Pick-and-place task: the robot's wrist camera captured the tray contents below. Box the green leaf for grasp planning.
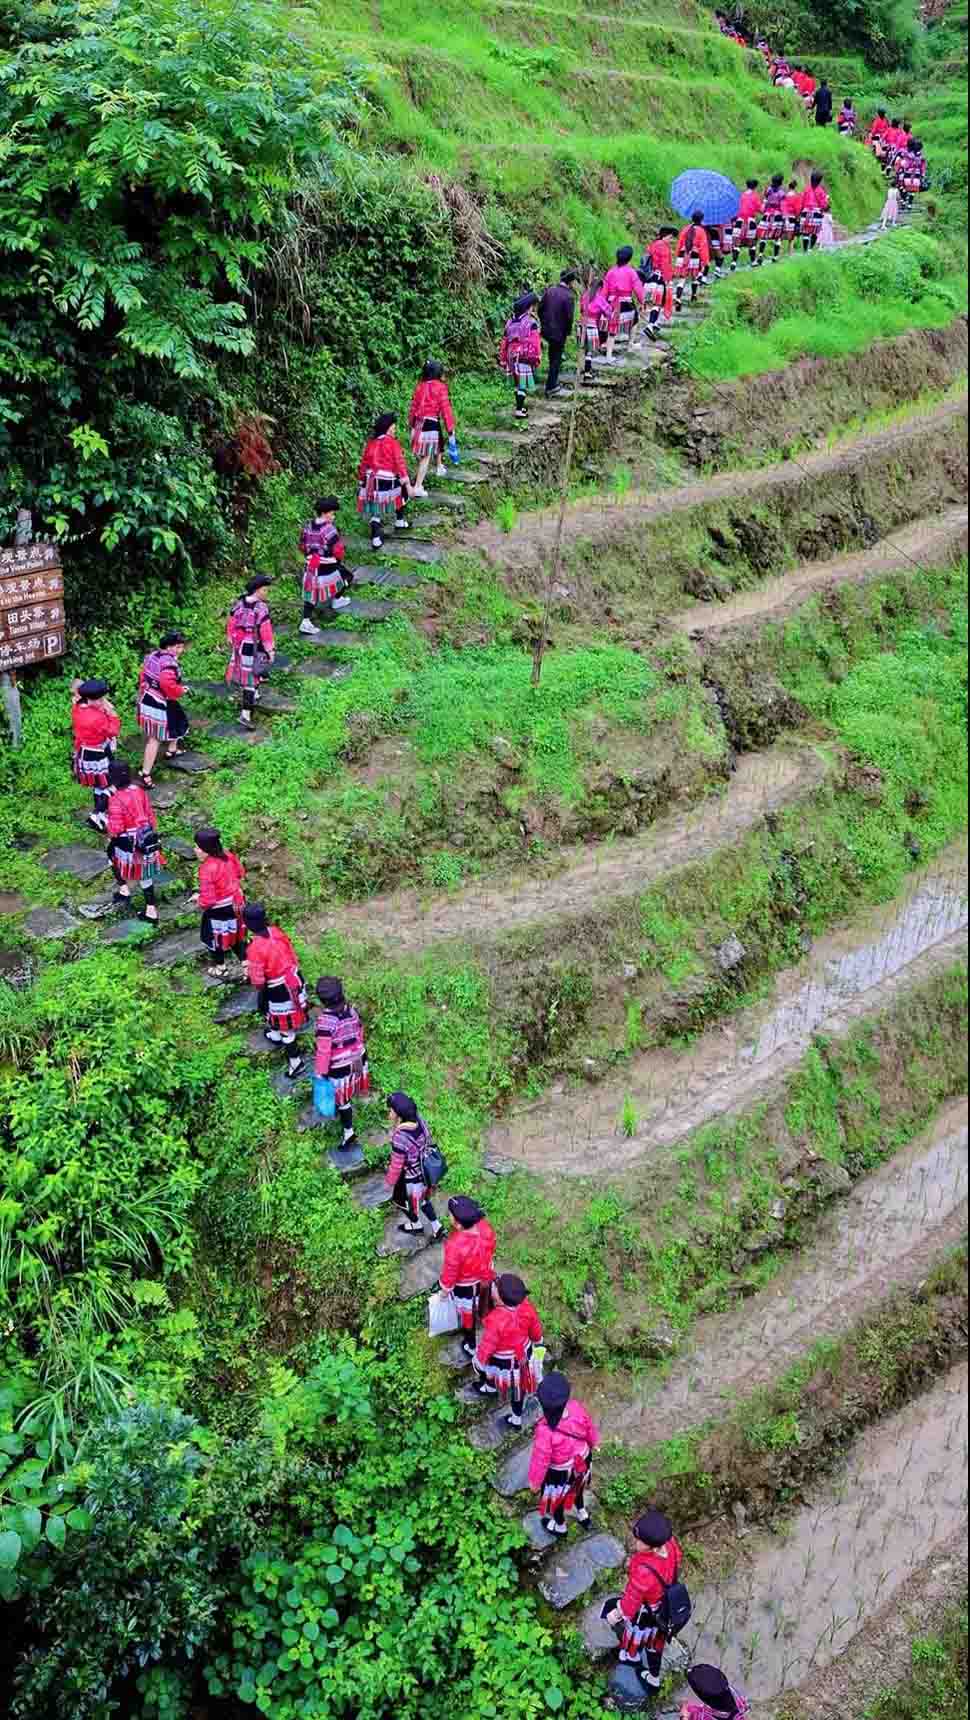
[66,1507,94,1531]
[546,1690,564,1712]
[45,1514,66,1550]
[0,1530,22,1571]
[324,1565,344,1585]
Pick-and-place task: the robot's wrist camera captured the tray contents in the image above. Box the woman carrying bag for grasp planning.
[383,1091,444,1240]
[312,978,370,1150]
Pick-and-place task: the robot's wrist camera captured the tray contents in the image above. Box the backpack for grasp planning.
[652,1568,692,1638]
[421,1139,448,1187]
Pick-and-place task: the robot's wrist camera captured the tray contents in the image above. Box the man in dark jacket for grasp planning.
[538,270,579,396]
[812,80,833,125]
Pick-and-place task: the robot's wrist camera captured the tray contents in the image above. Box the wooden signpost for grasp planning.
[0,535,66,748]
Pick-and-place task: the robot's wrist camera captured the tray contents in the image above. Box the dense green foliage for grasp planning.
[750,0,918,69]
[865,1606,969,1720]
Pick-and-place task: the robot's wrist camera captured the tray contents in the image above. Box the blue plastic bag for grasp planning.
[313,1075,336,1119]
[447,434,460,466]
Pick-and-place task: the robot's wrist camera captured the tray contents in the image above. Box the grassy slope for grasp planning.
[297,0,887,269]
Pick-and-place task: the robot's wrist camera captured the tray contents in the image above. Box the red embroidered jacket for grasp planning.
[246,926,301,987]
[619,1537,684,1624]
[72,704,120,749]
[107,785,156,838]
[439,1218,497,1291]
[198,852,245,910]
[409,379,455,433]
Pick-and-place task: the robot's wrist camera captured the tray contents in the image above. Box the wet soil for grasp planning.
[757,1522,968,1719]
[569,1099,968,1445]
[683,1361,969,1699]
[667,506,969,638]
[467,401,968,575]
[308,742,826,954]
[487,843,968,1175]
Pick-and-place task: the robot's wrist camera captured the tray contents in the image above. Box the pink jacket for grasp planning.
[602,264,645,307]
[580,288,611,324]
[527,1400,600,1489]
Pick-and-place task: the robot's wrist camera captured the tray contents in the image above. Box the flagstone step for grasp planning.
[147,783,181,811]
[344,599,396,621]
[207,722,271,744]
[421,491,467,508]
[167,750,218,775]
[99,917,157,946]
[255,690,299,714]
[519,1500,601,1555]
[459,448,513,466]
[40,843,110,884]
[464,428,532,443]
[270,1065,311,1099]
[287,628,365,649]
[399,1240,445,1299]
[214,984,260,1022]
[468,1395,542,1452]
[539,1532,626,1611]
[435,467,492,485]
[380,540,443,565]
[492,1438,533,1496]
[292,657,355,680]
[142,926,209,968]
[349,1170,392,1208]
[328,1141,367,1175]
[378,1212,441,1257]
[23,906,81,940]
[351,566,423,588]
[437,1334,473,1370]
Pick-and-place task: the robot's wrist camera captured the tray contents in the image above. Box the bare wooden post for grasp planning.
[0,509,32,748]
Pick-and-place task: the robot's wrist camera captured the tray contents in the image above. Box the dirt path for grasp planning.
[306,741,826,953]
[466,401,967,569]
[584,1363,969,1698]
[487,843,968,1175]
[668,505,969,637]
[569,1099,968,1445]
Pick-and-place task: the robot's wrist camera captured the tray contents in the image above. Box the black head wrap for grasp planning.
[447,1195,483,1228]
[536,1371,570,1428]
[108,759,132,789]
[316,976,346,1009]
[315,496,339,514]
[159,629,187,648]
[387,1090,418,1123]
[422,359,444,380]
[496,1273,527,1307]
[372,411,396,437]
[512,292,538,316]
[77,678,108,700]
[243,903,269,935]
[686,1667,737,1716]
[245,575,272,595]
[616,244,634,265]
[633,1509,673,1547]
[193,827,224,858]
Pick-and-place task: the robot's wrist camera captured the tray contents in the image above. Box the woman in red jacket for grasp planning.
[408,361,456,498]
[472,1273,543,1430]
[357,412,412,551]
[242,904,308,1079]
[604,1509,684,1690]
[527,1371,600,1536]
[674,212,710,309]
[71,678,120,831]
[191,827,247,978]
[438,1195,497,1354]
[105,760,164,923]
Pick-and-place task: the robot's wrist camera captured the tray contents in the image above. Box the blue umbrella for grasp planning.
[669,169,741,224]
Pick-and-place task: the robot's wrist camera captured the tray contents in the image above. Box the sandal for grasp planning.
[284,1059,306,1080]
[165,745,187,760]
[138,909,159,925]
[207,965,227,979]
[138,771,155,789]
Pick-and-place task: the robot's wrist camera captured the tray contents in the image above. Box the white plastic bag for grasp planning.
[428,1289,460,1337]
[531,1344,546,1386]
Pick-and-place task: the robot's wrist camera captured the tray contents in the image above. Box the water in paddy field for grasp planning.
[576,1100,968,1445]
[686,1362,969,1699]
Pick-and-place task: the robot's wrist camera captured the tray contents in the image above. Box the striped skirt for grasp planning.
[73,742,114,788]
[226,640,271,690]
[263,972,309,1033]
[329,1055,370,1107]
[581,318,605,355]
[619,1607,666,1659]
[358,469,405,520]
[109,828,164,885]
[411,415,441,456]
[478,1348,535,1401]
[538,1452,590,1517]
[200,901,245,953]
[510,359,536,390]
[302,557,344,605]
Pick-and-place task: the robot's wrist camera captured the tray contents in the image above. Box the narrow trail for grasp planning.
[304,742,825,953]
[568,1098,968,1446]
[583,1361,969,1698]
[467,400,968,569]
[668,505,969,637]
[486,843,968,1175]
